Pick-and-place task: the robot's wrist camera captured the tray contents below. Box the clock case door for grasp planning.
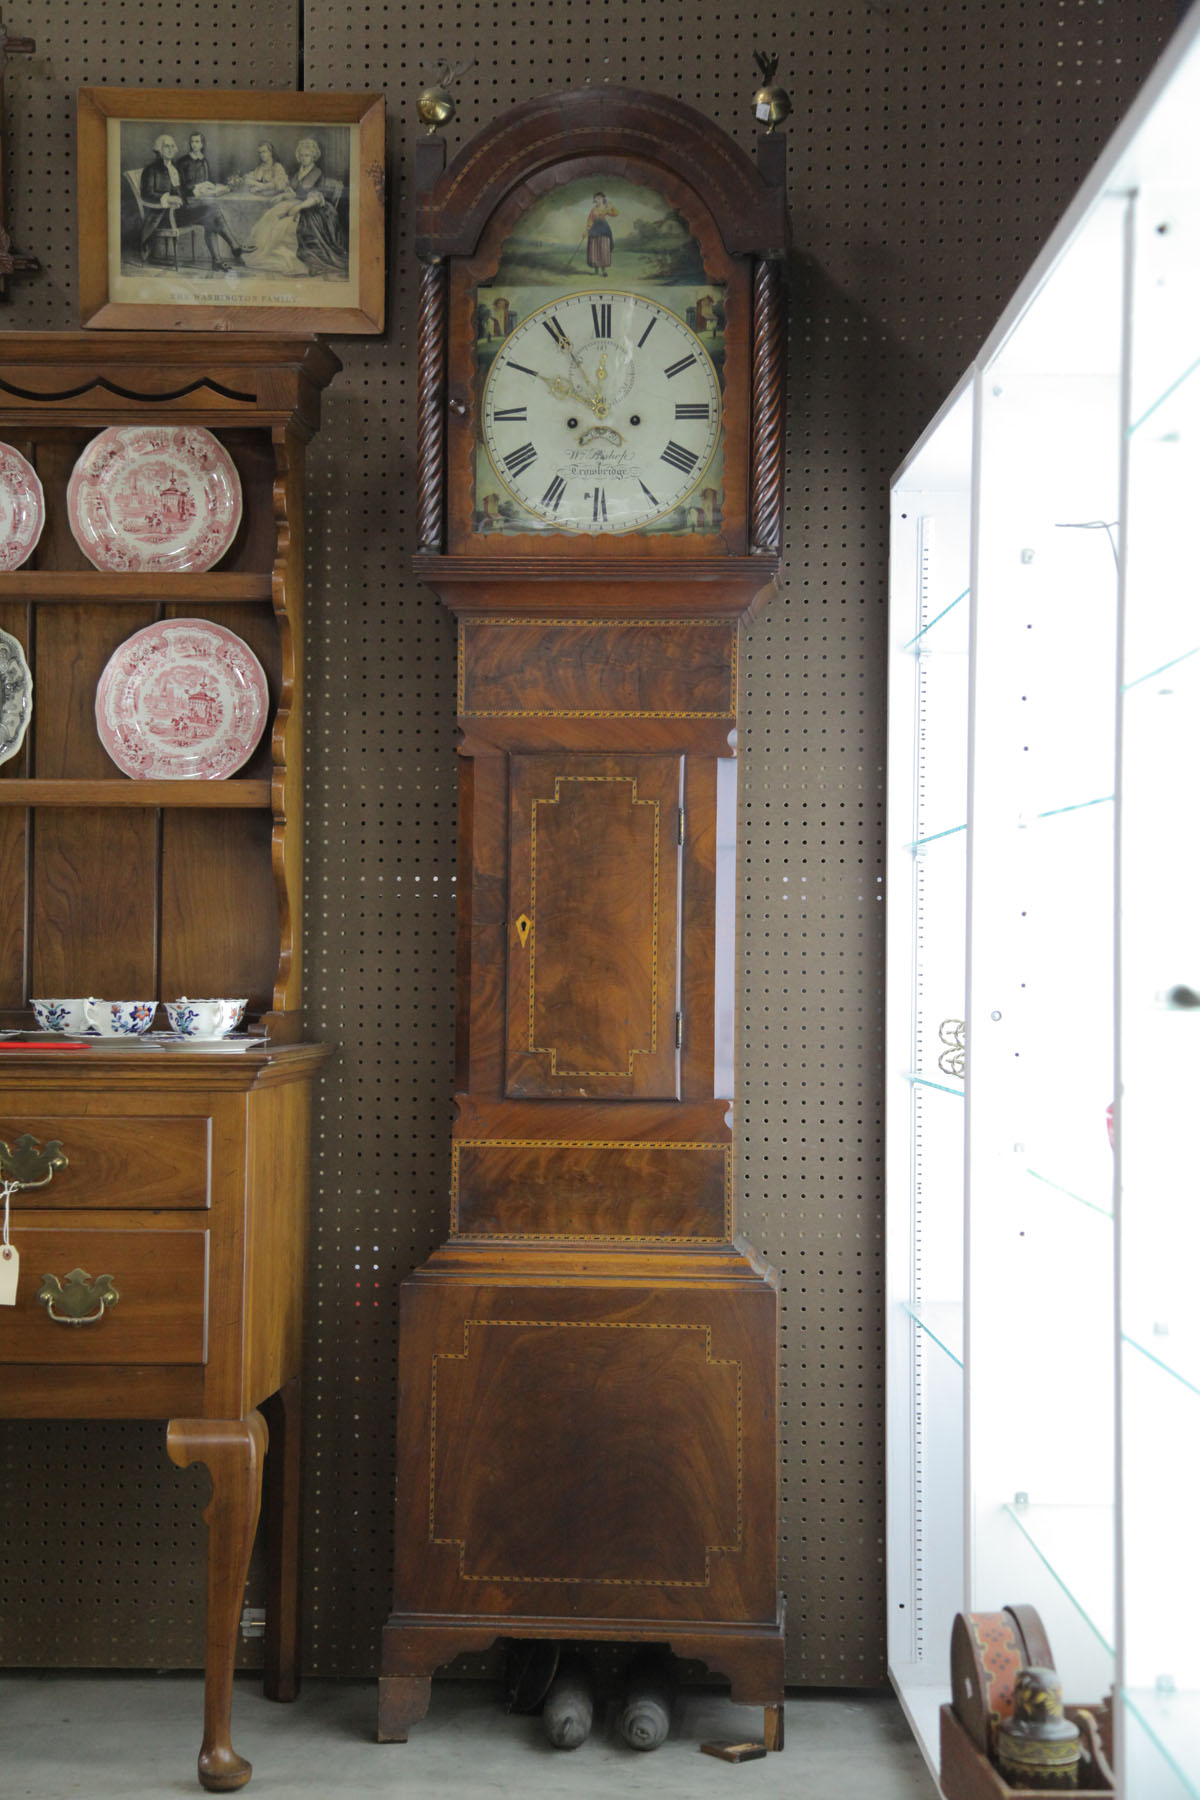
[383,88,789,1740]
[505,751,683,1101]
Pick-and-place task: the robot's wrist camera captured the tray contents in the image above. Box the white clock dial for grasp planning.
[480,289,722,534]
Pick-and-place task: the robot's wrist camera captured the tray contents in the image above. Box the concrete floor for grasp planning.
[3,1672,940,1798]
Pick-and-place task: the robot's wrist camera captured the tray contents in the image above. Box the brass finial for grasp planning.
[752,51,791,134]
[418,59,475,135]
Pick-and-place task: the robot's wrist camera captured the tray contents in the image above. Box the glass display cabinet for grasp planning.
[887,10,1200,1794]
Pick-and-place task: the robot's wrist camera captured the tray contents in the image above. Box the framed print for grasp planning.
[77,87,385,333]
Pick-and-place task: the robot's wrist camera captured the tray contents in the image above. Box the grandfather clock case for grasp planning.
[380,88,789,1741]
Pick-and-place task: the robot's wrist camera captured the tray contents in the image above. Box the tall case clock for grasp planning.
[380,86,789,1744]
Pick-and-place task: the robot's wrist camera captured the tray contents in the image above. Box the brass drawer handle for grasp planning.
[0,1133,68,1188]
[37,1267,120,1325]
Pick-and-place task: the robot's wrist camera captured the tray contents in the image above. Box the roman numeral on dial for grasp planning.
[541,475,566,512]
[637,317,657,348]
[638,479,659,508]
[592,487,608,523]
[660,440,699,474]
[664,354,697,379]
[504,442,538,476]
[493,406,527,421]
[543,316,569,346]
[674,402,710,420]
[591,302,611,338]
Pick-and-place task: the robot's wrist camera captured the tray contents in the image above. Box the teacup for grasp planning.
[83,998,158,1037]
[166,997,247,1040]
[32,998,99,1035]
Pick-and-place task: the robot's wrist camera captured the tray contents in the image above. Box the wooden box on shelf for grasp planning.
[0,332,339,1794]
[940,1705,1114,1800]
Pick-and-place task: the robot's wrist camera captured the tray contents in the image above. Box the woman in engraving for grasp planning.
[585,191,618,277]
[238,139,290,193]
[243,138,349,278]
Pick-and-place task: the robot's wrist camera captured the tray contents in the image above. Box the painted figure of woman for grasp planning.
[586,192,618,276]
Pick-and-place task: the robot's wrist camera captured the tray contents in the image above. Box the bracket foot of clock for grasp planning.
[377,1611,786,1745]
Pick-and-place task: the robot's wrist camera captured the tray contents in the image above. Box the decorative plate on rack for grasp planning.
[0,442,45,572]
[0,627,33,766]
[67,426,242,573]
[95,618,268,780]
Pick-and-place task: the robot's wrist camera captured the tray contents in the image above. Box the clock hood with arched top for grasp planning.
[416,86,789,263]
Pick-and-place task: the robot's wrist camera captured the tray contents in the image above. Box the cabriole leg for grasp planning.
[168,1411,268,1792]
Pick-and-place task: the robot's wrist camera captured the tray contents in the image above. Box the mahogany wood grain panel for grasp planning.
[451,1097,731,1239]
[161,809,278,1010]
[434,1318,740,1585]
[459,618,736,721]
[0,1362,205,1420]
[456,751,509,1097]
[458,714,735,757]
[391,1262,779,1624]
[453,1139,729,1240]
[0,1224,208,1364]
[505,752,682,1100]
[681,755,719,1102]
[31,808,158,996]
[0,1111,210,1210]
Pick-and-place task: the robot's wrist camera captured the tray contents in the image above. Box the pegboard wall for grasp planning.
[0,0,1176,1686]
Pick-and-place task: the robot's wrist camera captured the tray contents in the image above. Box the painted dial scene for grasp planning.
[481,289,721,533]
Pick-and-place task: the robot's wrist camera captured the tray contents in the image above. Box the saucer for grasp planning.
[67,426,242,573]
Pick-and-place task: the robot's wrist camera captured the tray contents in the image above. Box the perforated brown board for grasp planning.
[0,0,1175,1684]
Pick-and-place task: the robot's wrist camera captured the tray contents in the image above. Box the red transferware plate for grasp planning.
[95,618,268,781]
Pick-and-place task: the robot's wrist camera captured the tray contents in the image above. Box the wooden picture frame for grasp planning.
[77,87,385,333]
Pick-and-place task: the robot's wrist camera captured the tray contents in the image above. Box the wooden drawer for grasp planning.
[0,1113,211,1210]
[0,1226,208,1364]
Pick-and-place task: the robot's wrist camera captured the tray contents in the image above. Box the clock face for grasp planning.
[480,289,721,535]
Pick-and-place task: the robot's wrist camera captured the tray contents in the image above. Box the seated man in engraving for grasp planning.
[139,132,245,273]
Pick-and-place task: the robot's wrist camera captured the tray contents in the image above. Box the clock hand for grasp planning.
[534,368,609,417]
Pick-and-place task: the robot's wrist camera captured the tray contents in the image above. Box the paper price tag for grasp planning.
[755,100,771,120]
[0,1243,18,1306]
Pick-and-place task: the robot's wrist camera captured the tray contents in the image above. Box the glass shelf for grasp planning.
[1123,1329,1200,1401]
[902,1071,965,1098]
[906,822,966,853]
[1029,794,1114,824]
[903,584,971,651]
[1025,1166,1114,1221]
[1125,643,1200,696]
[903,1300,963,1367]
[1002,1502,1115,1654]
[1128,348,1200,440]
[1123,1686,1200,1800]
